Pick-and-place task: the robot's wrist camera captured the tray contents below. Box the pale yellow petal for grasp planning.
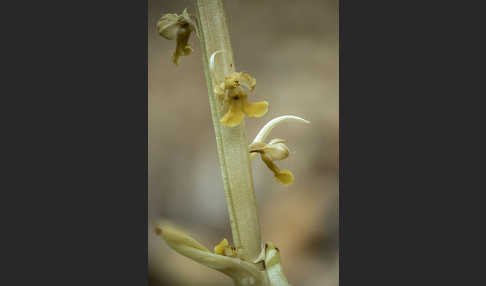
[275,170,294,186]
[214,238,229,255]
[220,102,244,127]
[242,100,268,118]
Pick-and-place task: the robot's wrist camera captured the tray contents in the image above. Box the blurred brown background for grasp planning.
[148,0,338,285]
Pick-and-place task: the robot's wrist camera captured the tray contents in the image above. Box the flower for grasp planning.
[209,51,268,127]
[249,139,294,185]
[249,115,310,186]
[214,238,237,257]
[215,71,268,127]
[157,8,195,65]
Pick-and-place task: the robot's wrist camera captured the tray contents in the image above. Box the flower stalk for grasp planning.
[195,0,262,262]
[154,2,309,285]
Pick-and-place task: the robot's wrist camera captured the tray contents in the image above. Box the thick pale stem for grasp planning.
[195,0,262,261]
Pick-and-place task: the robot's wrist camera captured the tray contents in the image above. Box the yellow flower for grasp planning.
[157,8,195,65]
[249,139,294,186]
[213,238,237,257]
[215,72,268,127]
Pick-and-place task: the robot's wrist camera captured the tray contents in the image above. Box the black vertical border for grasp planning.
[2,0,148,285]
[339,0,459,284]
[339,0,343,285]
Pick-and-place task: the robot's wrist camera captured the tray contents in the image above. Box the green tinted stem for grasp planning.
[194,0,262,262]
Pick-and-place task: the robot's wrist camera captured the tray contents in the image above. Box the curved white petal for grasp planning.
[252,115,310,144]
[209,50,224,79]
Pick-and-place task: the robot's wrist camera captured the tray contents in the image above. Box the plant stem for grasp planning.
[195,0,262,262]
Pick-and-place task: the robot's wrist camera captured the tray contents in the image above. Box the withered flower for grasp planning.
[157,9,195,65]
